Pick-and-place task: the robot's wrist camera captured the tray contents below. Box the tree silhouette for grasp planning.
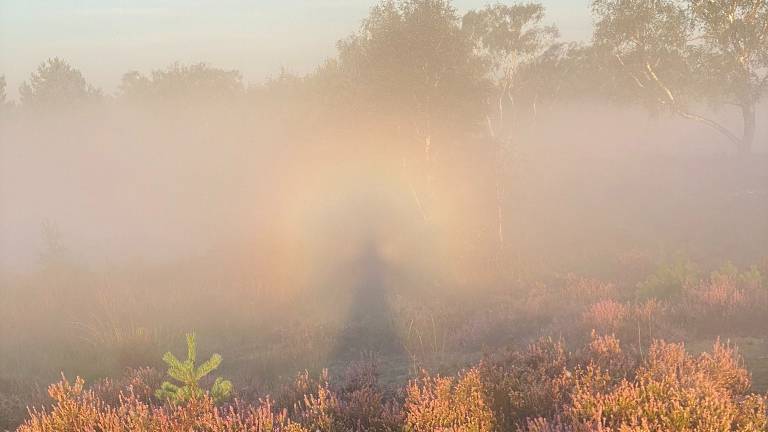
[19,58,100,108]
[0,75,6,105]
[463,2,557,253]
[337,0,490,151]
[690,0,768,153]
[119,62,244,103]
[463,3,558,138]
[593,0,768,153]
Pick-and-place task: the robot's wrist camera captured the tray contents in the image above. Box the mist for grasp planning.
[1,1,767,431]
[2,101,765,272]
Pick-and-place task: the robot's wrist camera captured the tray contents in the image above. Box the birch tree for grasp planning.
[593,0,767,153]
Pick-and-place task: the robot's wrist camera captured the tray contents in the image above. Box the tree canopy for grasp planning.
[4,0,764,152]
[592,0,768,152]
[120,63,244,103]
[336,0,491,143]
[19,57,101,108]
[463,3,559,137]
[0,75,6,105]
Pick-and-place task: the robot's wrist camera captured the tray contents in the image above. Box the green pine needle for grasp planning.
[155,331,233,404]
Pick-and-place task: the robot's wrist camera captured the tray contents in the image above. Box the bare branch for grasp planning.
[676,110,742,146]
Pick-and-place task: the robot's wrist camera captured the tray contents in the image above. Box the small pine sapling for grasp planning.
[155,332,233,404]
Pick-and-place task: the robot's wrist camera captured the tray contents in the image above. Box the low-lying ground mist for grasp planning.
[1,0,767,430]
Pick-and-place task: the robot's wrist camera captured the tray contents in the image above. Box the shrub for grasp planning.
[155,332,233,404]
[631,298,672,347]
[563,277,615,304]
[18,375,308,432]
[291,365,402,432]
[0,378,47,431]
[404,368,494,432]
[583,299,628,335]
[580,331,634,382]
[568,340,767,431]
[478,337,571,430]
[636,257,698,300]
[522,417,577,432]
[91,367,163,406]
[679,263,767,335]
[15,336,768,432]
[294,374,341,432]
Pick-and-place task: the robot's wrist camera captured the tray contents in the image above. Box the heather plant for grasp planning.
[91,367,164,406]
[10,258,768,431]
[14,334,768,432]
[334,384,402,432]
[582,299,628,335]
[568,340,768,431]
[404,368,494,432]
[277,369,324,415]
[679,263,767,335]
[563,277,615,304]
[155,332,233,404]
[579,331,635,383]
[290,364,402,432]
[0,378,47,431]
[687,274,747,317]
[631,298,669,345]
[713,263,765,307]
[19,375,309,432]
[294,374,341,432]
[522,416,577,432]
[478,337,572,430]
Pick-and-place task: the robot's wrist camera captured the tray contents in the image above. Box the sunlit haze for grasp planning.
[0,0,591,98]
[1,1,766,430]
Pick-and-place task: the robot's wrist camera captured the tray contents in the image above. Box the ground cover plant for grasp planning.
[15,334,768,431]
[3,258,766,430]
[1,0,767,430]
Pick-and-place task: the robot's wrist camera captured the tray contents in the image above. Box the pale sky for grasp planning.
[0,0,592,100]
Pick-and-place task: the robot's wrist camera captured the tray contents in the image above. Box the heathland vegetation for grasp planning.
[1,0,767,430]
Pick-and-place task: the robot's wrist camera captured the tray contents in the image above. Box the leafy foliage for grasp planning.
[120,62,244,103]
[19,57,101,108]
[592,0,768,151]
[636,256,698,300]
[463,2,560,131]
[336,0,491,141]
